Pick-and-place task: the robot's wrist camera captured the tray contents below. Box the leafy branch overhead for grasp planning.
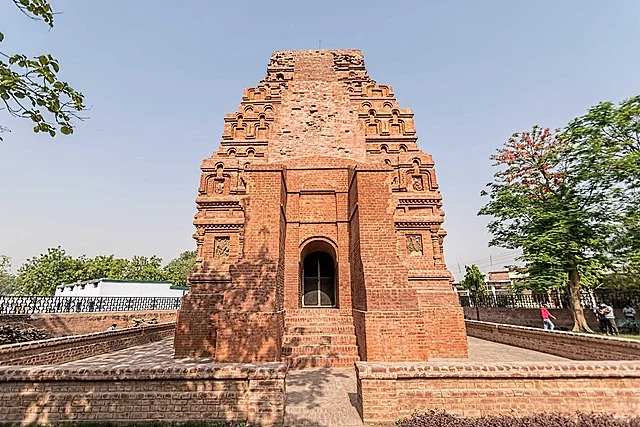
[0,0,86,140]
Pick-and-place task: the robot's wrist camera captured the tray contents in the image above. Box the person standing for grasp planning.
[623,303,636,321]
[539,304,556,330]
[599,303,619,336]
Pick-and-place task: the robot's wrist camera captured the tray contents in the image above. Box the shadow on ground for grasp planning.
[284,367,363,427]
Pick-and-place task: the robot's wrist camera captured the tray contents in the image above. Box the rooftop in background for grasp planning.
[55,278,185,298]
[488,271,511,282]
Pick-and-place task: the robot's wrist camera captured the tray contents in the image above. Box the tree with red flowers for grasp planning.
[480,126,613,332]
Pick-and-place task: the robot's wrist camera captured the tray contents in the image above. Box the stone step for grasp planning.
[285,315,355,324]
[282,333,357,346]
[285,325,356,335]
[281,343,359,357]
[285,354,360,369]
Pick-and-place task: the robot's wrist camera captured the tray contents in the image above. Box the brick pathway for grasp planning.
[57,337,567,426]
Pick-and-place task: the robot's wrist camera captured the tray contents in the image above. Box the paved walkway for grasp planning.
[456,336,567,362]
[56,337,567,427]
[61,336,566,369]
[285,368,362,427]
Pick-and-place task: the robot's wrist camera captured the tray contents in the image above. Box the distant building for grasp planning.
[486,270,514,296]
[453,269,525,296]
[54,278,186,298]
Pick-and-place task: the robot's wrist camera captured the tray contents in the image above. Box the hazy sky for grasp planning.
[1,1,639,280]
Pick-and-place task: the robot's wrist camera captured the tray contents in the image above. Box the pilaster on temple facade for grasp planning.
[174,49,468,365]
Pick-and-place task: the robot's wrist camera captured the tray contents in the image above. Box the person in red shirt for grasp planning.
[539,303,556,330]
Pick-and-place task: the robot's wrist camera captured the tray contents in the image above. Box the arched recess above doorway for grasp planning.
[299,239,337,308]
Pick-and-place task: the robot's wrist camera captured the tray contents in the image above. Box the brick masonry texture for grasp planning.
[466,320,640,360]
[463,307,615,330]
[0,322,175,366]
[175,49,467,366]
[355,360,640,425]
[0,360,286,426]
[0,310,177,337]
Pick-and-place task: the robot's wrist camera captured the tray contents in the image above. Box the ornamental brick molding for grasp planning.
[174,49,468,366]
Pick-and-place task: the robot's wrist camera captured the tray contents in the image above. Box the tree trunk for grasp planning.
[568,263,593,332]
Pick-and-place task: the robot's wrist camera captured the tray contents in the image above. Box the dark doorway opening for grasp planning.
[302,251,336,307]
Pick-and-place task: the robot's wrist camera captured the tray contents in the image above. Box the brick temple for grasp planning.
[174,50,468,367]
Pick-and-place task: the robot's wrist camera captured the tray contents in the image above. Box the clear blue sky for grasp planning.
[1,1,639,280]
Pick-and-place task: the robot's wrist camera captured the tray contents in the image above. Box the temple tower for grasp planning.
[174,50,468,366]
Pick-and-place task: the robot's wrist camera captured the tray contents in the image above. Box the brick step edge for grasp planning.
[282,334,357,345]
[281,344,360,356]
[285,355,360,369]
[285,326,356,334]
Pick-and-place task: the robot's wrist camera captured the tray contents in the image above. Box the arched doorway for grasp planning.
[300,240,337,308]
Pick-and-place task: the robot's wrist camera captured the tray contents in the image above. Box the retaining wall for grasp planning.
[0,322,175,366]
[0,310,177,337]
[465,320,640,360]
[356,361,640,425]
[0,362,286,426]
[462,307,622,330]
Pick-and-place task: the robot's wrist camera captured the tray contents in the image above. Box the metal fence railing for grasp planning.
[458,290,640,310]
[0,296,183,315]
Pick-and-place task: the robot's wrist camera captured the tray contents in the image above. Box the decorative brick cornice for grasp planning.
[0,361,287,382]
[394,221,441,229]
[356,360,640,380]
[398,198,442,205]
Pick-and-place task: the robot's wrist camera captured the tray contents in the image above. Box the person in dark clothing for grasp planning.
[598,303,619,336]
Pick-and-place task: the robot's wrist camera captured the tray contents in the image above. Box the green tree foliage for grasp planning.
[0,255,18,295]
[76,255,129,282]
[460,264,487,303]
[162,250,196,287]
[120,255,165,281]
[1,0,86,141]
[12,248,196,295]
[479,126,612,332]
[565,95,640,290]
[16,247,82,295]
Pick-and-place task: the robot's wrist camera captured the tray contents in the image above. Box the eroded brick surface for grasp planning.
[175,50,467,365]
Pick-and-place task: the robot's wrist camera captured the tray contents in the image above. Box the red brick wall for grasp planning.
[462,307,609,330]
[0,310,176,337]
[466,320,640,360]
[356,361,640,424]
[349,168,430,362]
[0,322,174,366]
[0,362,286,426]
